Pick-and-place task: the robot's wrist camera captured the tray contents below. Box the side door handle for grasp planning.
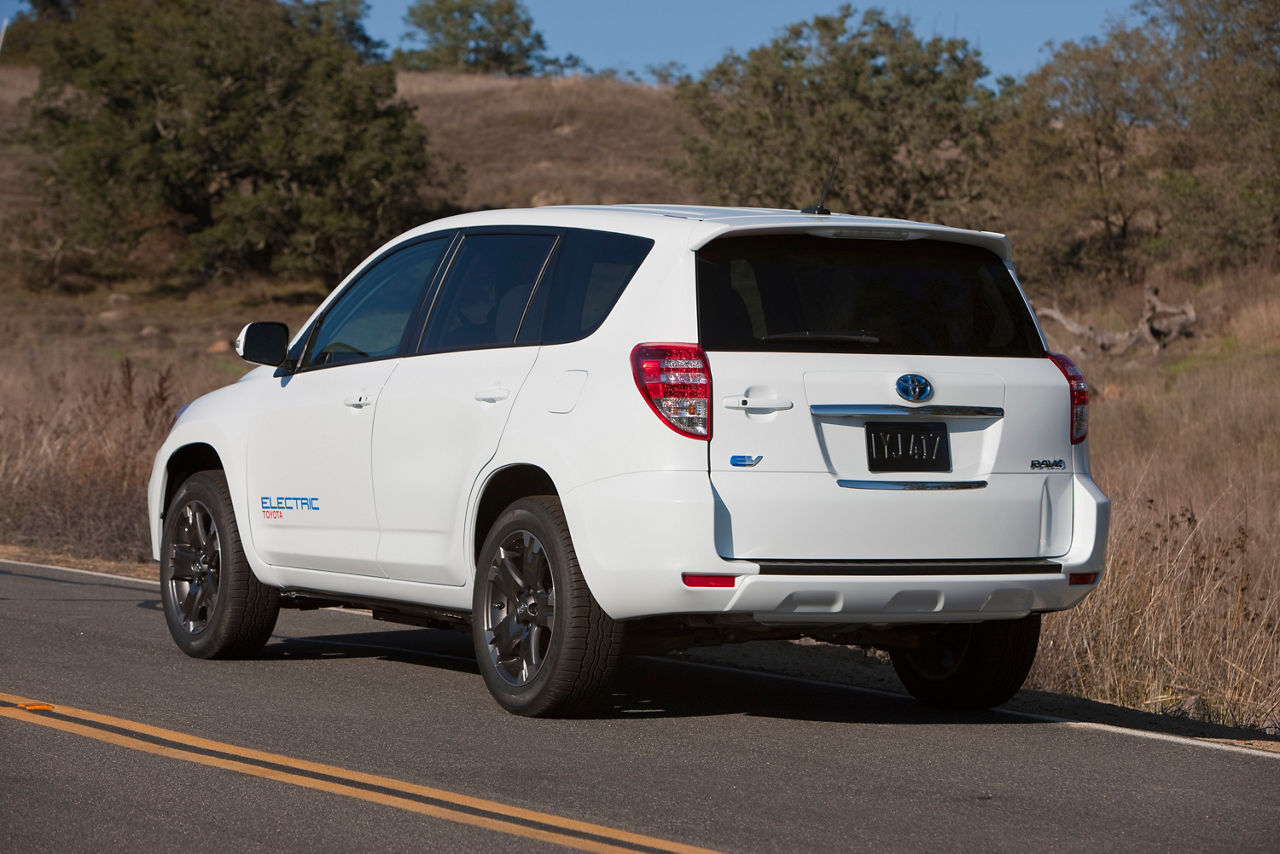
[343,391,372,409]
[723,395,793,412]
[474,387,510,403]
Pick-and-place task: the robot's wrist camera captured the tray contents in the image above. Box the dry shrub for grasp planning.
[1030,279,1280,728]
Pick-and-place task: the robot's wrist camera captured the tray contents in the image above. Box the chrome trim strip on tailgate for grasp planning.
[837,479,988,490]
[811,404,1004,419]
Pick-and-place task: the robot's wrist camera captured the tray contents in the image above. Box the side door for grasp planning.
[372,231,557,585]
[244,237,451,574]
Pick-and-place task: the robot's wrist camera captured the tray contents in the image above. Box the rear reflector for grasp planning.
[682,573,738,588]
[1048,353,1089,444]
[1068,572,1098,586]
[631,343,711,439]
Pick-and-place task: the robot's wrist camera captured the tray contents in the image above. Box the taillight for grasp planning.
[630,343,711,439]
[1049,353,1089,444]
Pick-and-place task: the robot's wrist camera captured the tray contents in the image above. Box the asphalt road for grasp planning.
[3,559,1279,852]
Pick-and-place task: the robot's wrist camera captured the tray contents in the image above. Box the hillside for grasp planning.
[2,62,1279,731]
[395,71,693,209]
[0,65,39,222]
[0,65,691,229]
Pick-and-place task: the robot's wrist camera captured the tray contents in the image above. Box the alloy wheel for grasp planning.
[481,530,557,686]
[167,500,222,635]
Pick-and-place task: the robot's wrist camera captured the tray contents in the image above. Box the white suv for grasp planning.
[148,205,1109,716]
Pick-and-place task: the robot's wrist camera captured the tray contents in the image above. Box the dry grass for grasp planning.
[1030,271,1280,728]
[0,284,315,560]
[396,71,693,209]
[0,347,174,559]
[3,271,1277,729]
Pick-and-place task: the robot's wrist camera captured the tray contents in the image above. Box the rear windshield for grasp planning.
[697,235,1045,357]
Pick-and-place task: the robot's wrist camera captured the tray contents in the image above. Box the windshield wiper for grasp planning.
[760,330,881,344]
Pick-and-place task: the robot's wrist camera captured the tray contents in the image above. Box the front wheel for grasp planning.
[160,470,279,658]
[889,614,1041,710]
[472,496,622,716]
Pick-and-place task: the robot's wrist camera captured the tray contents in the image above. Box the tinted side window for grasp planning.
[533,230,654,345]
[301,238,448,369]
[697,236,1045,357]
[420,233,556,353]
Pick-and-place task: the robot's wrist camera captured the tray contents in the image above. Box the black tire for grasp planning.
[160,470,279,659]
[472,496,623,716]
[889,614,1041,710]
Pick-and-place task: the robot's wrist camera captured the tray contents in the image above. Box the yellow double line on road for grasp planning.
[0,690,716,854]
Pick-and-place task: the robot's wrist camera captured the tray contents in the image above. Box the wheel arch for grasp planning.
[472,464,558,572]
[163,442,224,520]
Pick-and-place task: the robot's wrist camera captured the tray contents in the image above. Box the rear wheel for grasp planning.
[889,614,1041,710]
[160,470,279,658]
[472,496,622,716]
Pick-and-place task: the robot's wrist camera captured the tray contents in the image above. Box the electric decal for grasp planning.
[260,496,321,520]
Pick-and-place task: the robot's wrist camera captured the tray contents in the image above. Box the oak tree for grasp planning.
[674,6,996,225]
[396,0,579,76]
[14,0,448,286]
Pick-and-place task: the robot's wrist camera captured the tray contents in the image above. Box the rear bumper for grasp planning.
[720,572,1083,625]
[564,470,1109,622]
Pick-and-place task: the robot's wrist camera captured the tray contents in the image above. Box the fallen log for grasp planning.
[1036,287,1196,355]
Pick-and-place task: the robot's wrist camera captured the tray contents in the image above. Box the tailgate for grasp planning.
[708,353,1074,560]
[696,231,1073,562]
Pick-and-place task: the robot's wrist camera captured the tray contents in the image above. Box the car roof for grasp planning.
[404,204,1013,261]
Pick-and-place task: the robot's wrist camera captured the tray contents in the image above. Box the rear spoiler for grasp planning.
[689,218,1013,261]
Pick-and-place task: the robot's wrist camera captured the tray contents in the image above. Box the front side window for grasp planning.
[301,238,449,369]
[420,233,557,353]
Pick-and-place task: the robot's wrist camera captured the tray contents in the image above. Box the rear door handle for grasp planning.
[343,391,372,409]
[474,387,510,403]
[723,395,793,412]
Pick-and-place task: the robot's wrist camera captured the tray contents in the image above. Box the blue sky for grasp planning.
[1,1,1137,82]
[375,0,1138,81]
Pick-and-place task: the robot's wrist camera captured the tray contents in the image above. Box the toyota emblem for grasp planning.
[896,374,933,402]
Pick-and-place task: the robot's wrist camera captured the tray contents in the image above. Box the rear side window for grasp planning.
[524,230,654,345]
[420,233,557,353]
[697,235,1044,357]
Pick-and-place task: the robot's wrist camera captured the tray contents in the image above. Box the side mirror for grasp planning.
[234,322,290,367]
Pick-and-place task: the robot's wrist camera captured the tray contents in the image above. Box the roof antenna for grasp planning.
[801,159,839,216]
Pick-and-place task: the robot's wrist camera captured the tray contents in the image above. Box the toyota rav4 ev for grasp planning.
[149,205,1110,716]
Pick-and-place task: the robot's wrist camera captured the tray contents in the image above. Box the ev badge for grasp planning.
[896,374,933,402]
